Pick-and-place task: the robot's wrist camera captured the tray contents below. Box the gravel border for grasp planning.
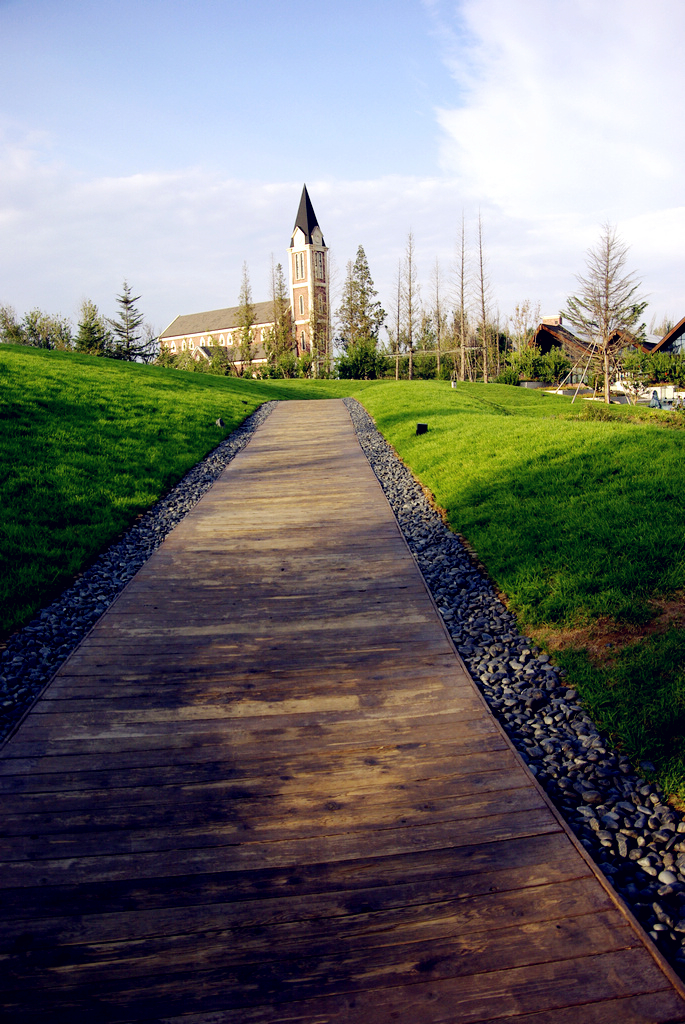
[0,401,277,744]
[2,395,685,978]
[343,396,685,978]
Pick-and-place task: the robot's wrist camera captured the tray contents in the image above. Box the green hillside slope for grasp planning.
[0,345,358,637]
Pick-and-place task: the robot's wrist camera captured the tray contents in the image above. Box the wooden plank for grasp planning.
[0,806,562,887]
[1,762,526,822]
[0,832,588,927]
[1,398,683,1024]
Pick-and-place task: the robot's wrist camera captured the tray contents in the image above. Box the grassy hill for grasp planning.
[0,345,363,637]
[3,350,685,795]
[356,380,685,796]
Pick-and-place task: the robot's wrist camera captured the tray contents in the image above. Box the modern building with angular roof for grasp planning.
[159,185,330,372]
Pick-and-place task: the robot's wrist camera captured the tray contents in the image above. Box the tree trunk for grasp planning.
[603,348,611,404]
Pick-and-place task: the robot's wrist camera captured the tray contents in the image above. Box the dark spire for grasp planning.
[291,184,325,247]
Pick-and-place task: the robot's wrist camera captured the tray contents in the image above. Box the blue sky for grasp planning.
[1,0,684,336]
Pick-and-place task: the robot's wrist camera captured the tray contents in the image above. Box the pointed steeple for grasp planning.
[291,184,324,247]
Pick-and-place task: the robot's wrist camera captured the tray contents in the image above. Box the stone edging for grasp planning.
[342,395,685,977]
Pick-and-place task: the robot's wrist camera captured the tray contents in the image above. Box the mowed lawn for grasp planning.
[0,345,360,637]
[356,381,685,797]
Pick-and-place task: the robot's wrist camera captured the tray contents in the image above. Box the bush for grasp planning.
[647,352,685,386]
[337,338,389,380]
[539,348,572,386]
[493,368,521,386]
[508,344,544,381]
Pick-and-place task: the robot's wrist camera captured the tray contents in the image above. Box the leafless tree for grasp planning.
[430,257,447,378]
[402,231,419,381]
[565,223,647,404]
[455,212,468,381]
[509,299,541,352]
[477,212,490,383]
[388,259,402,380]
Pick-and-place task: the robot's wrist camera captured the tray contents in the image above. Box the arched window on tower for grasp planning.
[299,295,304,316]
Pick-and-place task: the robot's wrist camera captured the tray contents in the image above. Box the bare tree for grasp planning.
[390,260,402,380]
[477,212,490,383]
[454,212,468,381]
[565,223,647,404]
[402,231,419,381]
[509,299,541,352]
[431,258,447,379]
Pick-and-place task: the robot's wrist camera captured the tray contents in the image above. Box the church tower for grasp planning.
[289,185,330,368]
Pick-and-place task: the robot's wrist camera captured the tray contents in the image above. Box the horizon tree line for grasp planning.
[0,282,156,363]
[1,225,674,396]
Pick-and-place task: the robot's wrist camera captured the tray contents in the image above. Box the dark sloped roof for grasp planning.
[649,315,685,354]
[532,322,646,356]
[160,299,280,339]
[291,184,324,247]
[532,323,593,356]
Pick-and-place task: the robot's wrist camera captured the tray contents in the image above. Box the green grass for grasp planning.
[357,381,685,626]
[0,346,363,637]
[354,380,685,797]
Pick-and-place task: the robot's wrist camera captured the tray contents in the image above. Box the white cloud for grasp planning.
[425,0,685,316]
[435,0,685,215]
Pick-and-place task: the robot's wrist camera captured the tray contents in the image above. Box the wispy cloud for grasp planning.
[433,0,685,217]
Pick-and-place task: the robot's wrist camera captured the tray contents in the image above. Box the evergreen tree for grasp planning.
[237,262,255,370]
[108,281,145,361]
[264,260,293,364]
[75,299,111,356]
[336,245,385,350]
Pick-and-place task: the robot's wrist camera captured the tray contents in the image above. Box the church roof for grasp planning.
[291,184,324,247]
[160,299,280,339]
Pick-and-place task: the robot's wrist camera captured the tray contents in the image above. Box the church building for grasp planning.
[159,185,331,371]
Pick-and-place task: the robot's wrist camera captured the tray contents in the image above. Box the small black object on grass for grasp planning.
[416,423,428,435]
[215,418,224,427]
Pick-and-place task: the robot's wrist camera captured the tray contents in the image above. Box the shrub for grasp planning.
[337,338,389,380]
[509,344,544,381]
[539,348,572,385]
[493,367,521,386]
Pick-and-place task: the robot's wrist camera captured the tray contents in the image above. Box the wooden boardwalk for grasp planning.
[2,398,685,1023]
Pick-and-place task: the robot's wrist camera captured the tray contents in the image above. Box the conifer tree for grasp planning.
[265,259,293,364]
[336,245,385,350]
[75,299,111,356]
[237,262,255,370]
[108,281,145,361]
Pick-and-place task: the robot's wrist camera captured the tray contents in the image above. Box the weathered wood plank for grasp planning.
[0,832,588,927]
